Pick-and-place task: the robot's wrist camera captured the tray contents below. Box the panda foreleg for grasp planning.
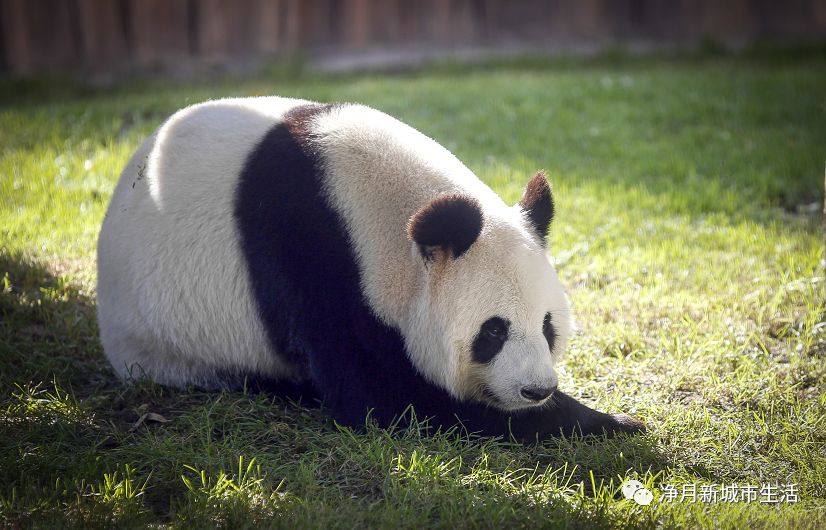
[287,335,422,431]
[505,391,646,441]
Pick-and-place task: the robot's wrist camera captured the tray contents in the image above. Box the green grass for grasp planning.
[1,53,825,528]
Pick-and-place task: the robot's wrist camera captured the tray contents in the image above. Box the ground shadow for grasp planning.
[0,251,105,392]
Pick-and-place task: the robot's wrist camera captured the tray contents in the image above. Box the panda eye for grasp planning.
[543,312,556,350]
[472,317,510,364]
[481,317,509,340]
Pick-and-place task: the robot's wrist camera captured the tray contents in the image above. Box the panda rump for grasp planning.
[96,97,643,441]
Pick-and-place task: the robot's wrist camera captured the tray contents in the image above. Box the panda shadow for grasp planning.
[0,251,107,391]
[381,409,727,492]
[342,419,717,523]
[531,430,670,480]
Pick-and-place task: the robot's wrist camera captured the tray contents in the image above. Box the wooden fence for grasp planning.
[2,0,826,74]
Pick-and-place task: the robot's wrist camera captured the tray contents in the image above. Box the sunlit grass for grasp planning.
[1,53,824,528]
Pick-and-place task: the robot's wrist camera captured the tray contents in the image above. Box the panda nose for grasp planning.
[520,385,556,402]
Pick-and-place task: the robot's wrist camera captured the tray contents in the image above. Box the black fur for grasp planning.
[519,171,554,244]
[542,312,556,352]
[234,104,643,441]
[217,370,320,405]
[407,194,483,259]
[471,317,509,364]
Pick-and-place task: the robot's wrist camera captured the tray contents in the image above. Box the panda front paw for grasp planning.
[532,391,647,439]
[568,412,646,438]
[605,413,647,436]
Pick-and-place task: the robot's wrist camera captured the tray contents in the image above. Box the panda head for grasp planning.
[406,171,573,411]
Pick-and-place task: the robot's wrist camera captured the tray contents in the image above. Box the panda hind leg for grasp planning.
[99,322,217,389]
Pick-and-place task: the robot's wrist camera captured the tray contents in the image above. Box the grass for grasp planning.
[1,51,825,528]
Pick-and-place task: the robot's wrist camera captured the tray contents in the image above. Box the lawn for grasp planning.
[1,52,825,528]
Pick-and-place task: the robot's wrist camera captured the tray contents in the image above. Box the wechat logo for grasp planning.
[622,479,653,505]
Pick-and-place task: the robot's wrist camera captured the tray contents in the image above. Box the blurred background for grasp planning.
[3,0,826,77]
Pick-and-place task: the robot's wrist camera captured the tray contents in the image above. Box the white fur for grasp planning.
[98,97,573,410]
[98,97,310,386]
[313,105,572,409]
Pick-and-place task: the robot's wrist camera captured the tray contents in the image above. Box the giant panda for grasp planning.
[97,97,643,441]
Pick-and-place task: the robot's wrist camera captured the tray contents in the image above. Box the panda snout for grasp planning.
[520,384,556,402]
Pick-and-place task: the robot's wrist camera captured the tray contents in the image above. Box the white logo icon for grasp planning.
[622,479,653,505]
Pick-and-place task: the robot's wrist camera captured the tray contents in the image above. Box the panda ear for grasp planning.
[518,171,554,245]
[407,194,484,260]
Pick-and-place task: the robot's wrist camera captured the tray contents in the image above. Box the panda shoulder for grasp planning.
[154,96,318,151]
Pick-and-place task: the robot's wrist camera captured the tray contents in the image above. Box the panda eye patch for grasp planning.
[482,318,508,339]
[472,317,510,364]
[543,312,556,351]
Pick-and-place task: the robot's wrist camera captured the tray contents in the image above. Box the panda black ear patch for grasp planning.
[518,171,554,244]
[407,194,484,259]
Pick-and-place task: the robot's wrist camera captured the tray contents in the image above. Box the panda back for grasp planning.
[98,97,311,386]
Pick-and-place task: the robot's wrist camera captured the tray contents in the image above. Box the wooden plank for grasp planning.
[295,0,336,47]
[412,0,450,43]
[753,0,820,38]
[343,0,370,48]
[2,0,79,72]
[198,0,258,59]
[255,0,283,54]
[374,0,402,44]
[678,0,752,42]
[0,4,6,71]
[0,0,32,73]
[816,0,826,32]
[128,0,189,66]
[397,0,421,42]
[76,0,129,71]
[573,0,609,40]
[494,0,557,42]
[283,0,301,51]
